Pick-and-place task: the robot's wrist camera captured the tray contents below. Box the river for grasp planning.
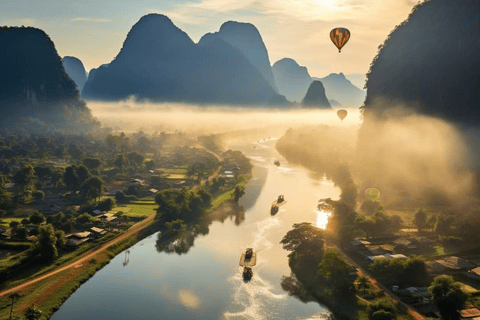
[51,138,341,320]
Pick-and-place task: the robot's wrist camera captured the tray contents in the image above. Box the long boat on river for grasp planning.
[271,195,287,208]
[239,248,256,267]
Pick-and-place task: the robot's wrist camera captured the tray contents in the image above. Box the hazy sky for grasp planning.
[1,0,418,77]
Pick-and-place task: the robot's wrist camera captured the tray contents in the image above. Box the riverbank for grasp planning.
[0,176,251,320]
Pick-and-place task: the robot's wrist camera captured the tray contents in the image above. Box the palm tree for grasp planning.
[25,304,42,320]
[356,275,369,293]
[8,292,20,320]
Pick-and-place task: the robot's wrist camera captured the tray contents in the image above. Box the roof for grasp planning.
[394,238,413,246]
[366,245,388,256]
[351,239,371,246]
[460,308,480,318]
[149,188,158,194]
[369,255,389,261]
[469,267,480,277]
[73,231,91,238]
[92,209,103,215]
[435,256,475,270]
[90,227,106,234]
[65,238,89,247]
[98,213,117,222]
[385,253,408,260]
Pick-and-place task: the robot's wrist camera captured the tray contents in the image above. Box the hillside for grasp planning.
[0,27,99,133]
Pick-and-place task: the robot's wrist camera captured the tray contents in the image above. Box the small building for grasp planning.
[351,239,371,248]
[395,287,431,305]
[92,209,104,216]
[89,227,107,239]
[466,267,480,281]
[148,188,158,194]
[460,308,480,320]
[98,213,118,223]
[427,256,476,274]
[65,231,92,248]
[394,238,418,249]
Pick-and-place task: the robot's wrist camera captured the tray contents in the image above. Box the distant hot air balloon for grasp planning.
[337,109,347,121]
[365,188,380,202]
[330,28,350,53]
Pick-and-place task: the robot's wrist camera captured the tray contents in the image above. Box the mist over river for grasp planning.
[51,138,340,320]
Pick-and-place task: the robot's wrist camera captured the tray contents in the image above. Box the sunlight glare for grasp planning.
[316,209,330,229]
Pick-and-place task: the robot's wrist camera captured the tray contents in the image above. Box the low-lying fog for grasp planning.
[87,101,362,135]
[88,100,479,204]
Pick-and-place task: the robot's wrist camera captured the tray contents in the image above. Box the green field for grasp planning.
[112,200,157,218]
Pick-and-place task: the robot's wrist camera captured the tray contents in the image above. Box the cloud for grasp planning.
[72,17,111,23]
[20,19,35,25]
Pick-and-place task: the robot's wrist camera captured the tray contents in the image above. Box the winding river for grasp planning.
[51,138,340,320]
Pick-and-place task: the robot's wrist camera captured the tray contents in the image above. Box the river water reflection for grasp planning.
[51,138,340,320]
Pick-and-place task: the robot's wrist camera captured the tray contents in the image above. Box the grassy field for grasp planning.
[207,174,251,213]
[111,200,157,218]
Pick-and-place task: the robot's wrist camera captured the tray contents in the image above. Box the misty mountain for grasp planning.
[0,26,99,132]
[313,73,365,108]
[272,58,312,103]
[329,99,342,107]
[361,0,480,126]
[62,56,88,91]
[199,21,278,93]
[82,14,286,105]
[301,81,331,109]
[345,73,366,90]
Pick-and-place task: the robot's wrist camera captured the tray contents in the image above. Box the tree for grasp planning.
[280,223,324,261]
[356,275,370,293]
[429,275,468,320]
[113,154,129,172]
[75,165,91,186]
[317,249,353,294]
[98,198,115,212]
[233,186,245,202]
[55,230,66,248]
[145,160,156,171]
[83,158,101,171]
[35,224,58,261]
[9,221,20,229]
[63,166,79,191]
[13,226,27,240]
[414,209,428,232]
[367,299,397,320]
[24,304,42,320]
[0,187,11,209]
[8,292,20,320]
[32,190,45,201]
[13,165,36,192]
[29,211,45,225]
[126,152,144,167]
[80,177,103,201]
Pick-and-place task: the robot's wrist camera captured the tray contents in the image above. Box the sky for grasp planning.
[0,0,419,79]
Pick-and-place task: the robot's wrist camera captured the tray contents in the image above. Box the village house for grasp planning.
[89,227,107,239]
[65,231,91,248]
[466,267,480,282]
[460,308,480,320]
[426,256,476,274]
[394,287,431,305]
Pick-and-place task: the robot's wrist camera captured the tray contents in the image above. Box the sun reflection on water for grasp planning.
[316,209,331,229]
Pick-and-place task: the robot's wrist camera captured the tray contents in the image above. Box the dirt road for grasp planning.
[0,215,154,298]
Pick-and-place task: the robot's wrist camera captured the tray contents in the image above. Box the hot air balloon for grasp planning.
[365,188,380,202]
[330,28,350,53]
[337,109,347,121]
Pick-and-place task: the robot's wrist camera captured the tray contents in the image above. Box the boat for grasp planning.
[271,195,286,207]
[243,266,253,281]
[274,160,280,166]
[239,248,257,267]
[270,205,279,215]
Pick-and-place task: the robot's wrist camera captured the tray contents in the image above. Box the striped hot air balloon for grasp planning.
[330,28,350,53]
